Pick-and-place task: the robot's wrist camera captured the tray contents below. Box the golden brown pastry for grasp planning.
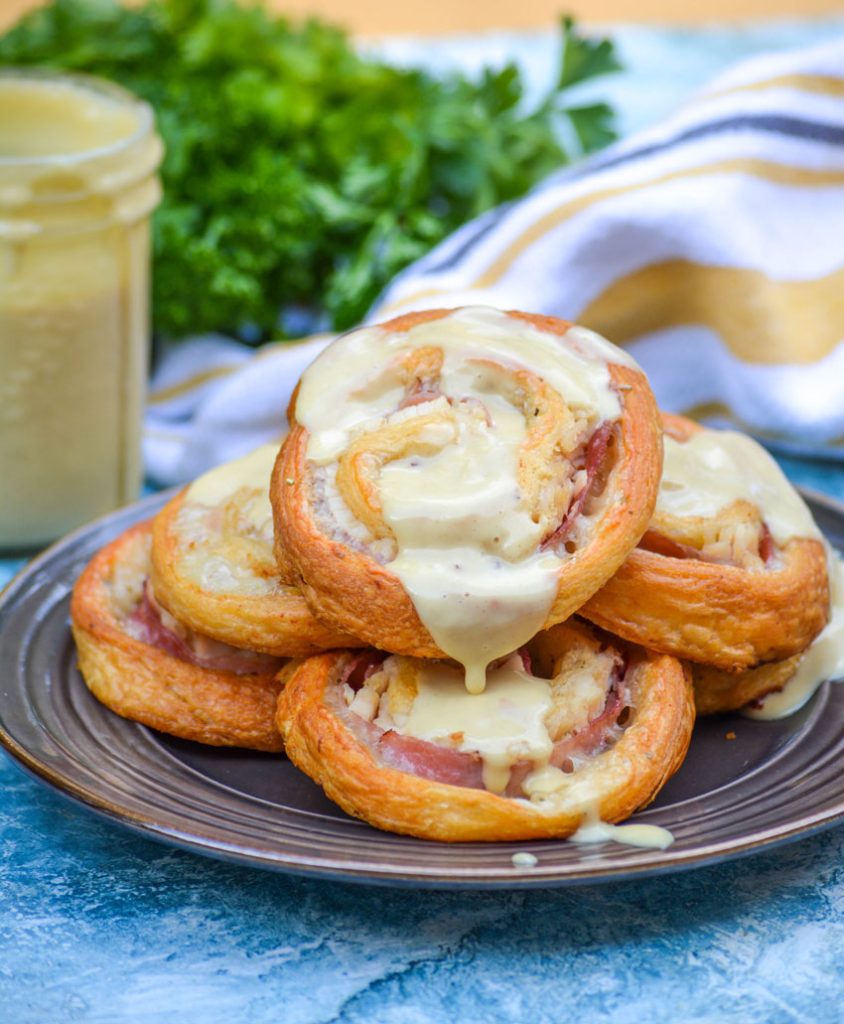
[276,620,694,842]
[151,444,358,657]
[691,656,802,716]
[582,414,829,670]
[71,521,286,751]
[272,306,662,692]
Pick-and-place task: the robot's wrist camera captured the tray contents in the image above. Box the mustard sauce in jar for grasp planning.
[0,70,163,547]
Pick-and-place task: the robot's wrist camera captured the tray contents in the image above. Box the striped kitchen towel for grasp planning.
[146,36,844,485]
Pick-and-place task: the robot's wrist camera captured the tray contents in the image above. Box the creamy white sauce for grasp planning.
[0,77,161,547]
[0,77,141,160]
[398,656,554,793]
[296,307,634,693]
[746,551,844,720]
[511,851,539,869]
[520,764,574,799]
[659,430,821,545]
[298,309,635,465]
[390,549,563,697]
[659,425,842,721]
[570,811,675,850]
[361,652,606,805]
[352,652,672,845]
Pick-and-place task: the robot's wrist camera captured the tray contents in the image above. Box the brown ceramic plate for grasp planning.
[1,490,843,889]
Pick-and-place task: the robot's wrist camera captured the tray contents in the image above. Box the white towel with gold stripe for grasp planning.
[146,37,844,485]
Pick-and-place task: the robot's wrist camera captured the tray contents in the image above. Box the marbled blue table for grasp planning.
[5,20,844,1022]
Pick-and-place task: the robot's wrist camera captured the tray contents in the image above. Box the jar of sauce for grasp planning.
[0,70,163,548]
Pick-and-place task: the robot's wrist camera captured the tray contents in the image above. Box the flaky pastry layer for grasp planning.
[271,308,662,658]
[691,656,802,715]
[582,414,828,669]
[151,489,359,658]
[71,521,285,751]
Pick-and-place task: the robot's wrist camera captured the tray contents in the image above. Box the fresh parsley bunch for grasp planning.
[0,0,621,340]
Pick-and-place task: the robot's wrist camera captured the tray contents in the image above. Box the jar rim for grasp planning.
[0,68,155,168]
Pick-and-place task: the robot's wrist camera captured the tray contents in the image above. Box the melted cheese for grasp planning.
[660,430,820,544]
[398,657,554,792]
[746,550,844,720]
[296,307,635,693]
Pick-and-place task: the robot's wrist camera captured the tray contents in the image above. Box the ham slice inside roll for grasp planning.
[129,580,284,677]
[542,421,614,550]
[638,521,775,567]
[333,645,629,800]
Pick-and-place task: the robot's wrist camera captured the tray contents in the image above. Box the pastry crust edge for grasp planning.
[691,656,802,715]
[151,488,361,657]
[581,414,829,668]
[71,521,286,752]
[276,637,694,842]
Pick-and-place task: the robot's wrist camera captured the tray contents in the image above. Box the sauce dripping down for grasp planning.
[570,809,674,850]
[747,551,844,719]
[657,426,842,719]
[343,648,626,800]
[297,307,637,693]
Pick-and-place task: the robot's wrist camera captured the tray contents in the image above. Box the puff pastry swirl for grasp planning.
[272,307,661,687]
[151,445,358,657]
[582,414,829,669]
[276,620,693,842]
[71,521,286,751]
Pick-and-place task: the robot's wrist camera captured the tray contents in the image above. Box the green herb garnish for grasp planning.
[0,0,621,340]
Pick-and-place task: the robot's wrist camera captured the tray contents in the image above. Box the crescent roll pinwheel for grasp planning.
[581,413,829,674]
[276,621,694,842]
[151,444,358,657]
[71,522,288,751]
[271,306,662,694]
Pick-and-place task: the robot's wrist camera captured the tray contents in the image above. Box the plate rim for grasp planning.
[2,486,844,890]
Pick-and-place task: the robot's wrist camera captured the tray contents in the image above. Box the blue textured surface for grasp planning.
[2,756,844,1023]
[5,20,844,1021]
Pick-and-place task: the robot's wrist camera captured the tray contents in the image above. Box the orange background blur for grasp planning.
[1,0,843,34]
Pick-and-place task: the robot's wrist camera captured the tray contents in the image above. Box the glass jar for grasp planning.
[0,70,163,548]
